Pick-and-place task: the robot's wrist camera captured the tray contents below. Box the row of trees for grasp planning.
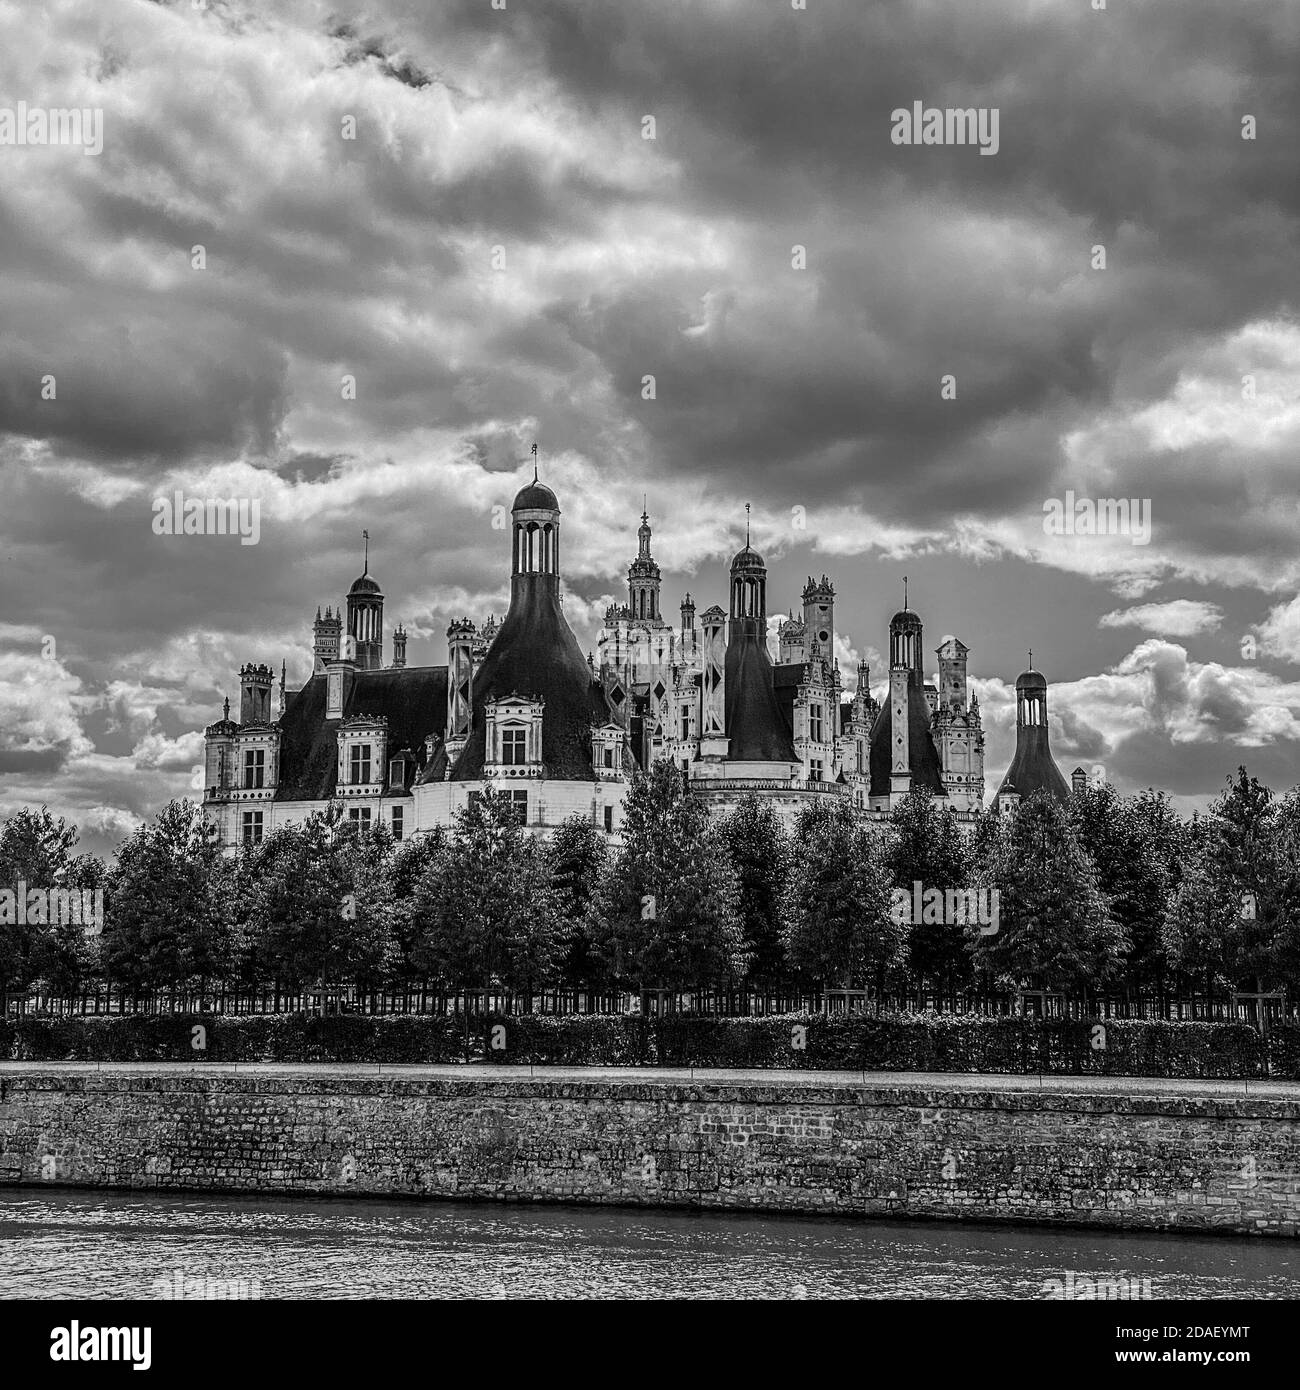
[2,764,1298,1006]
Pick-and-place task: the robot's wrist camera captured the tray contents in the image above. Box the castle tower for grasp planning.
[313,606,342,673]
[802,576,835,666]
[867,589,947,809]
[680,592,695,636]
[628,505,662,622]
[392,624,407,669]
[444,474,620,787]
[239,662,274,725]
[937,636,968,715]
[993,659,1070,807]
[934,635,984,811]
[723,524,798,766]
[346,533,383,670]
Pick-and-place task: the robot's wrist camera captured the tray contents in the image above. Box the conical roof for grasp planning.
[449,571,614,782]
[867,681,947,797]
[995,734,1070,804]
[725,636,798,763]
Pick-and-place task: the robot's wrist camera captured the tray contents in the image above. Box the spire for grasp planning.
[903,574,908,610]
[278,660,286,718]
[362,529,369,576]
[222,694,230,721]
[745,501,751,548]
[1029,647,1033,669]
[531,441,538,484]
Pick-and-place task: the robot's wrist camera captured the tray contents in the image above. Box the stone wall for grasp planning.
[1,1071,1298,1236]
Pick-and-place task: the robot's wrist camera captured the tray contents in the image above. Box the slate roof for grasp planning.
[995,726,1070,804]
[725,637,798,763]
[868,674,948,797]
[513,481,559,510]
[449,572,621,782]
[275,665,448,801]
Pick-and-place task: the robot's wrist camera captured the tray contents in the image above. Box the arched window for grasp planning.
[526,522,539,571]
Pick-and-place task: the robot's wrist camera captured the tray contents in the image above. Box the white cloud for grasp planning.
[1099,600,1224,638]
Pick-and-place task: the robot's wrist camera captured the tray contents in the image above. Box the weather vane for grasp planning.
[903,575,908,610]
[531,441,538,483]
[745,501,751,546]
[362,528,369,573]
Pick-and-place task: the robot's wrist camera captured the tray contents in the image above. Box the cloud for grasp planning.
[0,0,1296,836]
[1099,600,1224,638]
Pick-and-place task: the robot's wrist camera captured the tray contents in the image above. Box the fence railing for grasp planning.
[5,987,1295,1024]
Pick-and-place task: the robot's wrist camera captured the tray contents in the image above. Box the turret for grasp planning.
[392,624,407,669]
[346,533,383,670]
[628,505,662,622]
[802,575,835,666]
[313,606,342,673]
[993,658,1070,807]
[239,663,274,725]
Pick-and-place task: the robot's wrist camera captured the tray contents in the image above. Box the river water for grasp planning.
[0,1190,1297,1299]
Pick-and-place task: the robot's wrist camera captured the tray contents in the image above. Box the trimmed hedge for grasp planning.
[1,1011,1294,1079]
[0,1014,464,1064]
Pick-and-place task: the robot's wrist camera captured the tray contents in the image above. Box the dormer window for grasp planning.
[336,715,386,794]
[502,727,527,765]
[485,694,544,774]
[810,704,823,742]
[244,748,264,789]
[591,721,624,780]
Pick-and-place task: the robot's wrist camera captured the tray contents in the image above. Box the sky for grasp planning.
[0,0,1297,859]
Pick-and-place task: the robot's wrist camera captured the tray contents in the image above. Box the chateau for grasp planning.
[202,478,1069,848]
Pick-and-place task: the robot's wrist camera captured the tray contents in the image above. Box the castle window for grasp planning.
[502,727,527,765]
[603,805,613,833]
[505,790,528,825]
[243,748,264,790]
[603,745,614,768]
[810,759,823,782]
[241,810,263,846]
[681,711,690,739]
[348,806,372,827]
[809,704,823,741]
[857,743,865,775]
[391,805,404,841]
[349,743,372,784]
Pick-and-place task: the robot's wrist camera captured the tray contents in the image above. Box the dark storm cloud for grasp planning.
[0,0,1297,837]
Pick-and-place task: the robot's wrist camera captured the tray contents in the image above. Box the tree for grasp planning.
[413,788,563,1004]
[782,799,901,992]
[389,828,449,986]
[547,815,607,991]
[973,791,1126,996]
[32,852,107,999]
[588,761,745,1002]
[104,800,233,996]
[1164,768,1281,1001]
[0,805,81,996]
[886,789,974,999]
[716,794,790,989]
[1069,783,1171,997]
[244,804,396,996]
